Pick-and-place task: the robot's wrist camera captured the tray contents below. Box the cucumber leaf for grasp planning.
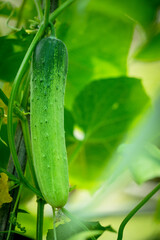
[56,0,134,108]
[68,77,149,189]
[46,220,116,240]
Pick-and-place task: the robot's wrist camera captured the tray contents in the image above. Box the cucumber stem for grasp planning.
[44,0,50,26]
[52,208,57,240]
[49,22,56,37]
[36,198,45,240]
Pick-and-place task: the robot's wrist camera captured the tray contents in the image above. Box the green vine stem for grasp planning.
[20,118,39,189]
[20,70,40,189]
[7,0,50,197]
[36,198,45,240]
[117,183,160,240]
[44,0,50,26]
[0,89,8,106]
[61,208,96,240]
[49,0,75,22]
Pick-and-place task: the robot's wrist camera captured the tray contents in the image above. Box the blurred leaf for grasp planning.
[155,199,160,222]
[88,0,159,30]
[0,28,33,82]
[135,33,160,61]
[21,0,37,28]
[0,1,17,17]
[64,108,75,138]
[56,0,134,108]
[64,108,76,151]
[47,220,116,240]
[68,77,149,189]
[129,143,160,184]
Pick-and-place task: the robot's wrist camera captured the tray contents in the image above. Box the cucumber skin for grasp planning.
[30,37,69,208]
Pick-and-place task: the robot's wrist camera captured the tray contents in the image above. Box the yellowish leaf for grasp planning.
[0,172,13,208]
[0,82,12,124]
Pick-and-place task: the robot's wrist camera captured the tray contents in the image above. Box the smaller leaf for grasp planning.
[0,172,12,207]
[129,143,160,184]
[46,220,116,240]
[18,208,30,214]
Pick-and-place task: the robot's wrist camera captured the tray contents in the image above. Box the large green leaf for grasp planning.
[56,0,134,108]
[88,0,159,30]
[68,77,149,189]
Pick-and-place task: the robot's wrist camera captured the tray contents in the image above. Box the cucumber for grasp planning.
[30,36,69,208]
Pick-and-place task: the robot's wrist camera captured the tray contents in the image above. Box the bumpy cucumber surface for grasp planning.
[30,36,69,208]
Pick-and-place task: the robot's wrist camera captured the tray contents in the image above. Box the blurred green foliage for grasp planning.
[1,0,160,239]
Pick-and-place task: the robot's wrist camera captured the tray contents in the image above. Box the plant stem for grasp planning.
[20,118,39,189]
[0,168,20,183]
[117,183,160,240]
[0,89,8,106]
[7,22,45,197]
[52,208,57,240]
[49,22,56,37]
[49,0,75,22]
[34,0,43,20]
[44,0,50,26]
[36,198,45,240]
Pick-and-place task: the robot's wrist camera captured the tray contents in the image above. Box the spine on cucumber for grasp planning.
[30,36,69,208]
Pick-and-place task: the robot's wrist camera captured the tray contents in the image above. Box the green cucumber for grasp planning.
[30,36,69,208]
